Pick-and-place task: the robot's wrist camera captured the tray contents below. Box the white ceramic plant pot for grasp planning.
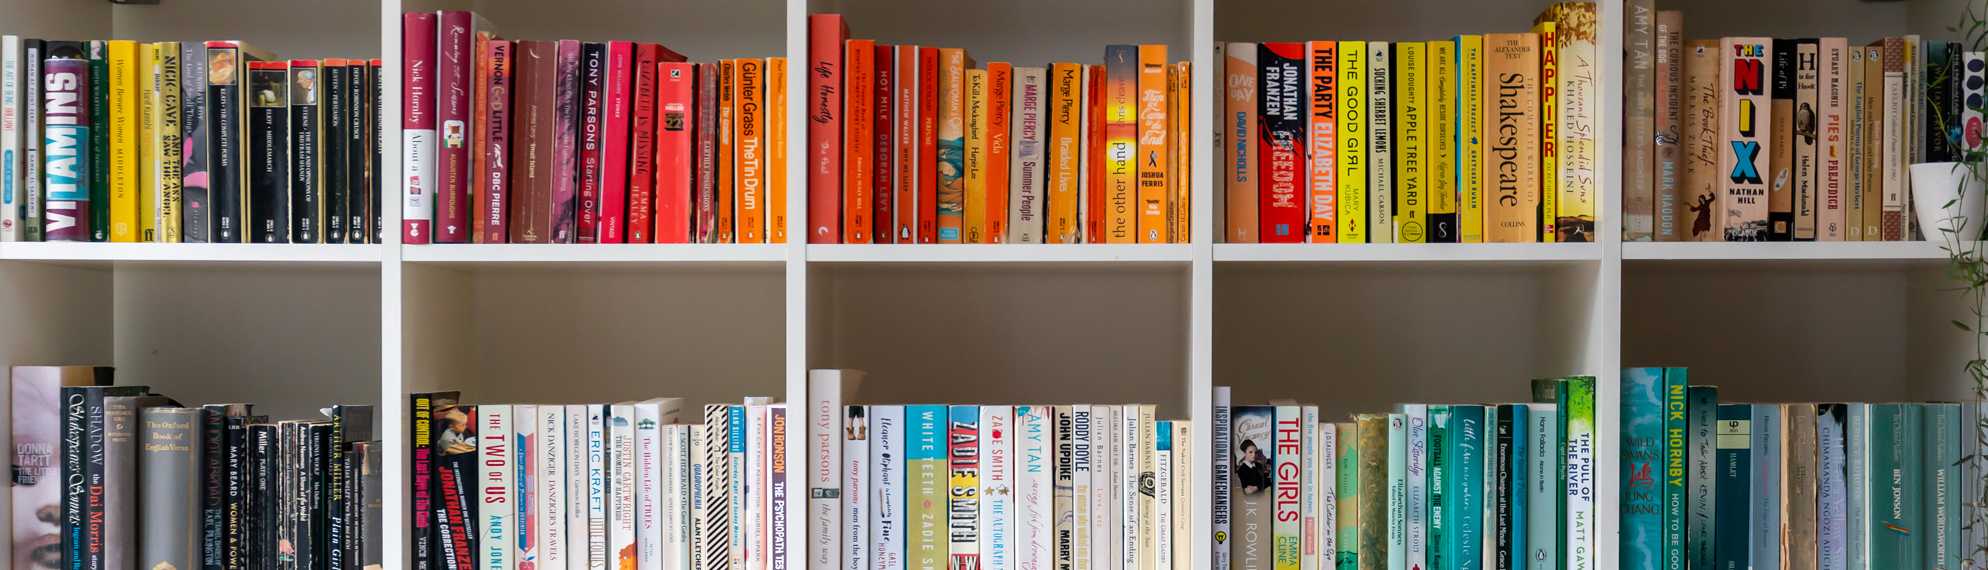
[1910,162,1988,243]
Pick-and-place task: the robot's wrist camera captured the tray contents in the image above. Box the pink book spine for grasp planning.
[655,62,695,243]
[435,10,474,243]
[626,44,660,243]
[599,41,634,243]
[401,11,438,244]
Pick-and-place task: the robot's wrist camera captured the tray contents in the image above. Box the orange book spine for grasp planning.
[736,58,767,243]
[1086,64,1107,243]
[894,46,918,243]
[768,57,789,243]
[986,61,1013,243]
[1173,60,1191,243]
[717,59,737,243]
[844,40,876,243]
[1135,44,1170,243]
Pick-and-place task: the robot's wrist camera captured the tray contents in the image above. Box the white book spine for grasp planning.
[1212,389,1232,570]
[1095,405,1119,570]
[1526,403,1557,570]
[515,405,540,570]
[539,406,569,570]
[871,406,905,570]
[1319,423,1337,568]
[1300,406,1320,570]
[566,405,592,570]
[689,422,712,570]
[845,407,871,570]
[612,404,640,570]
[482,405,515,570]
[748,404,770,570]
[983,406,1018,570]
[1121,405,1141,570]
[1154,421,1174,570]
[1,35,18,241]
[1368,41,1395,242]
[1072,405,1095,570]
[1172,422,1191,570]
[1404,405,1428,570]
[638,404,666,570]
[1016,406,1053,570]
[1010,67,1046,243]
[770,404,791,570]
[674,425,694,570]
[590,405,611,570]
[730,406,751,570]
[808,371,850,570]
[703,405,733,570]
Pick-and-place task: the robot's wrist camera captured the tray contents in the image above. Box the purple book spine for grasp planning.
[41,57,91,241]
[550,40,581,243]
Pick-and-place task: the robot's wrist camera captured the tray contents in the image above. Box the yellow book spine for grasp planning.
[1337,41,1367,244]
[766,57,788,244]
[1397,42,1428,243]
[1552,3,1599,242]
[1135,44,1169,243]
[154,42,182,243]
[1172,60,1191,243]
[108,40,139,242]
[965,68,988,243]
[735,58,765,243]
[1458,35,1485,242]
[1047,62,1084,244]
[1534,20,1558,243]
[1105,46,1138,243]
[1428,40,1458,242]
[136,43,157,241]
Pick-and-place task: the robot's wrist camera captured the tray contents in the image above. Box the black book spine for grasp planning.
[348,62,369,244]
[292,423,310,570]
[1769,39,1797,241]
[224,415,248,569]
[207,44,245,243]
[181,42,210,242]
[248,63,290,243]
[83,388,110,570]
[325,418,346,570]
[290,61,322,243]
[368,62,382,244]
[87,42,108,242]
[1493,407,1514,570]
[410,394,436,570]
[344,443,365,570]
[277,423,298,570]
[60,387,87,570]
[200,409,224,570]
[322,63,348,244]
[245,425,270,569]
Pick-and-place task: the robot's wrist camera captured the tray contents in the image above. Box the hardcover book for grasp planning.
[11,366,112,570]
[138,407,200,570]
[807,14,847,243]
[1713,404,1753,570]
[1795,40,1820,240]
[1654,12,1683,240]
[1396,42,1428,243]
[1457,36,1485,242]
[400,14,438,244]
[1625,0,1656,240]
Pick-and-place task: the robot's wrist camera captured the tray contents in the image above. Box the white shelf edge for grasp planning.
[0,242,386,264]
[807,243,1195,263]
[1621,240,1953,262]
[401,243,790,264]
[1212,242,1603,263]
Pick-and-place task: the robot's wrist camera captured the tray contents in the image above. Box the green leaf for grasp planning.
[1958,320,1975,332]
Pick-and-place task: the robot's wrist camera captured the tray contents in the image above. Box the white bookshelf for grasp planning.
[0,0,1980,569]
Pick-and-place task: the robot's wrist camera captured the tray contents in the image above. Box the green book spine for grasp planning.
[1337,420,1360,570]
[1427,406,1451,570]
[1562,378,1597,570]
[1684,386,1718,570]
[906,404,949,569]
[1358,414,1389,570]
[1712,405,1752,570]
[1924,403,1960,570]
[1869,404,1923,569]
[1619,368,1665,570]
[1450,405,1485,570]
[89,42,109,241]
[1662,370,1687,570]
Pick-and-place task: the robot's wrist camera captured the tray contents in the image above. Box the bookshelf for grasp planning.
[0,0,1981,568]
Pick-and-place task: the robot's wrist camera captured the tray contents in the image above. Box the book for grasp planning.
[655,61,694,243]
[1821,38,1849,241]
[1717,37,1773,241]
[246,61,290,243]
[1,36,18,241]
[1564,378,1597,570]
[1307,40,1339,244]
[1069,405,1093,570]
[1861,43,1881,241]
[1870,404,1924,569]
[400,14,438,244]
[1880,38,1905,240]
[1713,404,1752,570]
[1654,12,1683,240]
[873,48,895,244]
[552,40,582,243]
[1620,368,1664,570]
[893,47,918,243]
[106,41,136,243]
[326,58,352,243]
[908,405,948,569]
[1358,414,1388,570]
[1234,406,1275,570]
[1302,405,1322,570]
[39,53,90,242]
[1457,35,1484,243]
[1847,404,1870,570]
[1103,45,1137,243]
[1625,0,1656,241]
[1396,42,1428,243]
[537,406,567,570]
[1426,41,1458,242]
[1483,33,1541,242]
[846,44,876,244]
[872,405,906,570]
[1155,420,1175,570]
[1015,406,1053,570]
[11,366,112,566]
[809,369,858,570]
[477,42,513,244]
[1214,389,1235,570]
[101,394,168,570]
[152,43,183,243]
[1795,40,1820,241]
[1337,419,1362,570]
[986,61,1012,243]
[1011,66,1046,244]
[481,405,513,570]
[978,405,1012,569]
[1751,404,1783,570]
[1925,404,1962,570]
[62,385,150,570]
[695,62,718,243]
[916,47,940,243]
[600,42,636,244]
[1531,20,1557,244]
[1136,45,1169,243]
[1053,406,1077,570]
[22,39,43,241]
[1544,3,1597,242]
[736,57,767,244]
[1275,406,1304,570]
[1768,40,1797,241]
[1049,61,1087,243]
[1787,404,1821,570]
[1369,42,1394,244]
[808,14,847,243]
[1817,404,1849,570]
[1526,403,1557,570]
[936,47,967,243]
[508,41,554,243]
[1339,41,1369,244]
[1681,40,1722,241]
[433,12,480,243]
[138,407,200,570]
[964,66,987,243]
[1387,413,1409,570]
[949,405,982,569]
[769,56,789,243]
[1683,386,1716,570]
[1258,42,1305,243]
[1092,406,1118,570]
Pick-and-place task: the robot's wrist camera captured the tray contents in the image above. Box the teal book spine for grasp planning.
[1525,403,1556,570]
[1388,413,1408,570]
[1711,405,1752,570]
[1684,386,1717,570]
[1750,405,1782,570]
[1428,406,1451,570]
[1619,368,1664,570]
[1844,404,1869,570]
[1450,405,1485,570]
[1501,405,1528,570]
[1661,369,1687,570]
[1925,404,1960,570]
[1869,404,1923,570]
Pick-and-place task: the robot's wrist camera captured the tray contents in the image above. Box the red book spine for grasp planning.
[843,41,874,243]
[655,62,695,243]
[808,14,848,243]
[508,41,554,244]
[1085,65,1106,243]
[626,44,660,243]
[480,39,513,244]
[1256,42,1306,243]
[694,62,720,243]
[917,47,939,243]
[401,12,439,244]
[599,41,634,243]
[435,11,474,243]
[873,44,895,243]
[577,42,606,242]
[895,45,918,243]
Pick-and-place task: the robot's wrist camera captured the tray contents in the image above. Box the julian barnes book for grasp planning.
[290,60,321,243]
[247,61,290,243]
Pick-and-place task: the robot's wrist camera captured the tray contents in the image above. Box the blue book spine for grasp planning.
[1751,405,1782,570]
[1503,405,1528,570]
[1525,403,1556,570]
[1428,406,1451,570]
[1712,405,1752,570]
[1661,369,1688,570]
[1817,404,1849,570]
[1450,405,1485,570]
[1684,387,1718,570]
[1620,368,1664,570]
[1845,404,1869,570]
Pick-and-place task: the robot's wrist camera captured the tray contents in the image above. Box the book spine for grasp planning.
[1073,405,1097,570]
[102,397,150,570]
[1358,414,1391,570]
[892,48,916,243]
[107,42,136,242]
[746,404,767,570]
[963,66,986,242]
[1926,404,1962,570]
[1425,408,1449,570]
[433,12,473,243]
[1232,406,1274,570]
[736,56,766,243]
[769,55,789,244]
[481,41,514,243]
[907,405,948,569]
[1134,45,1168,243]
[1749,404,1782,570]
[177,42,205,241]
[600,42,634,244]
[691,62,718,243]
[716,60,735,244]
[807,14,846,243]
[1551,4,1598,242]
[22,40,42,241]
[1526,403,1557,570]
[226,414,253,569]
[1219,45,1258,243]
[1154,419,1175,570]
[1768,40,1797,241]
[1212,391,1234,570]
[1305,41,1337,244]
[411,395,437,570]
[636,405,662,570]
[1335,419,1360,570]
[42,56,92,241]
[1020,406,1056,570]
[980,406,1015,570]
[1337,41,1368,244]
[845,46,875,243]
[590,406,611,569]
[1049,61,1086,244]
[1536,19,1561,242]
[1051,406,1076,570]
[153,43,182,242]
[808,371,846,570]
[139,408,200,570]
[1257,42,1305,243]
[577,43,606,243]
[246,62,289,243]
[1712,405,1752,570]
[655,61,695,243]
[1102,45,1137,243]
[916,48,939,243]
[59,387,89,570]
[1719,38,1772,241]
[933,48,967,243]
[1625,0,1656,240]
[949,405,983,569]
[625,45,658,243]
[1,36,17,241]
[1654,12,1683,240]
[1846,404,1869,570]
[985,61,1011,244]
[1788,404,1822,570]
[537,407,567,569]
[1621,369,1665,570]
[1397,42,1428,243]
[610,405,636,570]
[771,405,791,570]
[1817,404,1849,570]
[326,59,351,243]
[1086,66,1105,243]
[365,61,382,242]
[401,15,438,244]
[1457,36,1483,242]
[1684,387,1718,570]
[1491,407,1514,570]
[482,406,514,570]
[1389,413,1411,570]
[1567,378,1598,570]
[1011,66,1045,243]
[551,41,582,243]
[1682,41,1721,241]
[1369,42,1394,244]
[1880,39,1905,240]
[1302,406,1322,570]
[871,406,905,570]
[1821,39,1849,241]
[508,41,551,243]
[1272,406,1303,570]
[1862,44,1882,241]
[1795,40,1820,240]
[1483,33,1542,242]
[288,60,319,243]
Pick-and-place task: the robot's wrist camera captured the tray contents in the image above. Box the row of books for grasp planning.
[0,37,385,244]
[399,11,791,245]
[1620,12,1941,241]
[409,392,791,570]
[803,371,1195,570]
[7,366,382,570]
[1216,3,1602,245]
[806,14,1193,245]
[1210,377,1600,570]
[1618,368,1988,570]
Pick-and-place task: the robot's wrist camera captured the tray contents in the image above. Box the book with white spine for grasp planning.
[1016,405,1054,570]
[537,406,569,570]
[481,405,515,570]
[1319,422,1337,569]
[746,402,770,570]
[588,405,611,570]
[1301,405,1321,570]
[672,425,692,570]
[1072,405,1095,570]
[701,404,732,570]
[610,404,639,570]
[870,406,905,570]
[689,422,711,570]
[845,406,871,570]
[1,36,18,241]
[1094,405,1118,570]
[1122,404,1142,570]
[809,370,862,570]
[1172,421,1192,570]
[981,405,1015,570]
[729,404,753,570]
[1403,405,1428,570]
[1213,389,1233,570]
[1387,413,1407,570]
[566,404,592,570]
[515,405,540,570]
[1154,420,1174,570]
[638,404,664,570]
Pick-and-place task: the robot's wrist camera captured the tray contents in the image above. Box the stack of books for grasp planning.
[1618,367,1988,570]
[1217,3,1601,245]
[398,11,789,245]
[1210,377,1600,570]
[806,371,1195,569]
[0,37,384,244]
[807,14,1194,245]
[409,391,788,570]
[8,365,382,570]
